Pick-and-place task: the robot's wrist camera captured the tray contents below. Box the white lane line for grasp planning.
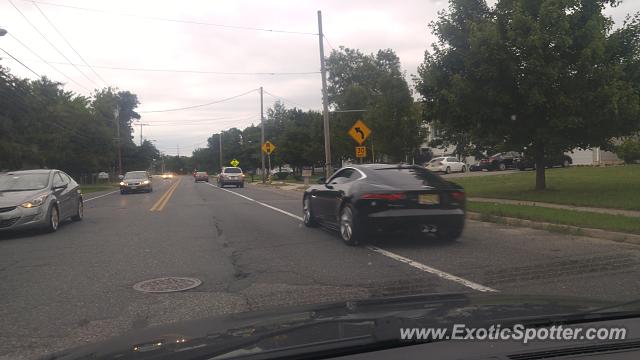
[205,183,303,221]
[366,246,498,292]
[205,183,498,293]
[84,190,119,202]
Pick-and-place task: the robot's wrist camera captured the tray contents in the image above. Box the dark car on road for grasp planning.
[0,169,83,233]
[119,171,152,194]
[194,171,209,182]
[302,164,465,245]
[516,153,573,170]
[218,167,245,188]
[472,151,521,171]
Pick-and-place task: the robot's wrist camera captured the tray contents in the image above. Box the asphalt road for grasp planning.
[1,175,639,359]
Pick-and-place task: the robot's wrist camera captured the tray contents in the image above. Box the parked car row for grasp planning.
[424,152,573,173]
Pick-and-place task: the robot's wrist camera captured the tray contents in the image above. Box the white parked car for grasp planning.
[97,172,109,180]
[425,157,467,174]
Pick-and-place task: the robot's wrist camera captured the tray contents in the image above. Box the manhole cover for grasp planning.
[133,277,202,293]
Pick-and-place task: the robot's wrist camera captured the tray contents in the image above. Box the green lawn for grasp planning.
[468,201,640,235]
[80,183,118,194]
[453,165,640,210]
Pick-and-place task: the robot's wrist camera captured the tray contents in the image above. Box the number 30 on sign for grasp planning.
[355,146,367,158]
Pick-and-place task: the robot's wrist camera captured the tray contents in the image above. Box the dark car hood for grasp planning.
[44,293,629,360]
[0,189,48,207]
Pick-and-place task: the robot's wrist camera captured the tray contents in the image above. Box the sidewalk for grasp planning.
[469,197,640,218]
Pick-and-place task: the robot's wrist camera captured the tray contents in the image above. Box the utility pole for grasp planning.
[318,11,332,179]
[114,106,122,176]
[177,144,180,158]
[260,86,266,183]
[137,122,149,146]
[219,131,223,169]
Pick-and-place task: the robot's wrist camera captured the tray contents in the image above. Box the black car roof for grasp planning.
[347,163,418,172]
[4,169,54,175]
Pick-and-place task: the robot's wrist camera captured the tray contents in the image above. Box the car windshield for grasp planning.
[2,0,639,358]
[124,172,147,179]
[0,173,49,191]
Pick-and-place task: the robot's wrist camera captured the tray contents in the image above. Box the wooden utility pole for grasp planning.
[317,11,332,178]
[260,86,266,183]
[114,106,122,176]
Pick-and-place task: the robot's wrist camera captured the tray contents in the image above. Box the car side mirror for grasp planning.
[54,184,67,190]
[118,175,124,180]
[317,177,326,184]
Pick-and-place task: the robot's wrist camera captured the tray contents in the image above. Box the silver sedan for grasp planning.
[0,170,83,233]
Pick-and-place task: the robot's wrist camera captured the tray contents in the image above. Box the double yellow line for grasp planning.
[150,179,181,212]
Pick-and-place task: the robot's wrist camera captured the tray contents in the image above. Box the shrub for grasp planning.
[614,139,640,164]
[273,172,289,180]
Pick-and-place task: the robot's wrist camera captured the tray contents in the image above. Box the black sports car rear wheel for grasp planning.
[339,204,362,246]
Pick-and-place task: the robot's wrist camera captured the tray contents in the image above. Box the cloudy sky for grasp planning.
[0,0,636,155]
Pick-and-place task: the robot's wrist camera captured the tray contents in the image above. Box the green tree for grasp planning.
[326,48,424,163]
[417,0,640,189]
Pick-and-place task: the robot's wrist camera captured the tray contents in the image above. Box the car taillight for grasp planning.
[449,191,465,203]
[361,193,406,201]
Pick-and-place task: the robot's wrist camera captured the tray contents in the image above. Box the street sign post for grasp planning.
[348,120,371,145]
[262,141,276,183]
[230,159,239,167]
[262,141,276,155]
[355,146,367,158]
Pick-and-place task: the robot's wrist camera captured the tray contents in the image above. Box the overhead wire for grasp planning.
[35,60,320,76]
[139,89,258,113]
[323,34,336,52]
[23,0,318,36]
[6,33,90,91]
[0,47,41,77]
[30,0,109,87]
[263,89,311,110]
[8,0,98,89]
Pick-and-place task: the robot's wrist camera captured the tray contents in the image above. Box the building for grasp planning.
[566,147,622,165]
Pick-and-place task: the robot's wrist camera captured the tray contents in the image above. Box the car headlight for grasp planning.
[120,181,126,186]
[143,180,150,184]
[20,194,48,208]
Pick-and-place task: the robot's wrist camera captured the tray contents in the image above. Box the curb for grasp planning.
[469,197,640,218]
[467,212,640,246]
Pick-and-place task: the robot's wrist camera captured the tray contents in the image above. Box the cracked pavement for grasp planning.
[1,176,640,359]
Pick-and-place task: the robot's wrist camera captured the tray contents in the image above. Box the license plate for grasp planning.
[419,194,439,204]
[130,186,137,190]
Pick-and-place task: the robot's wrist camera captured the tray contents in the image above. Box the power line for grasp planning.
[263,89,311,110]
[323,34,336,52]
[0,47,41,77]
[24,0,318,36]
[8,0,98,88]
[7,33,90,91]
[139,89,258,113]
[32,59,320,76]
[31,0,109,87]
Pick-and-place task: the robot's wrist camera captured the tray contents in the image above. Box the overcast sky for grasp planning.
[0,0,636,155]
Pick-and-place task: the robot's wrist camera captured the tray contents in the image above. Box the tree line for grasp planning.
[174,47,427,175]
[0,65,159,181]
